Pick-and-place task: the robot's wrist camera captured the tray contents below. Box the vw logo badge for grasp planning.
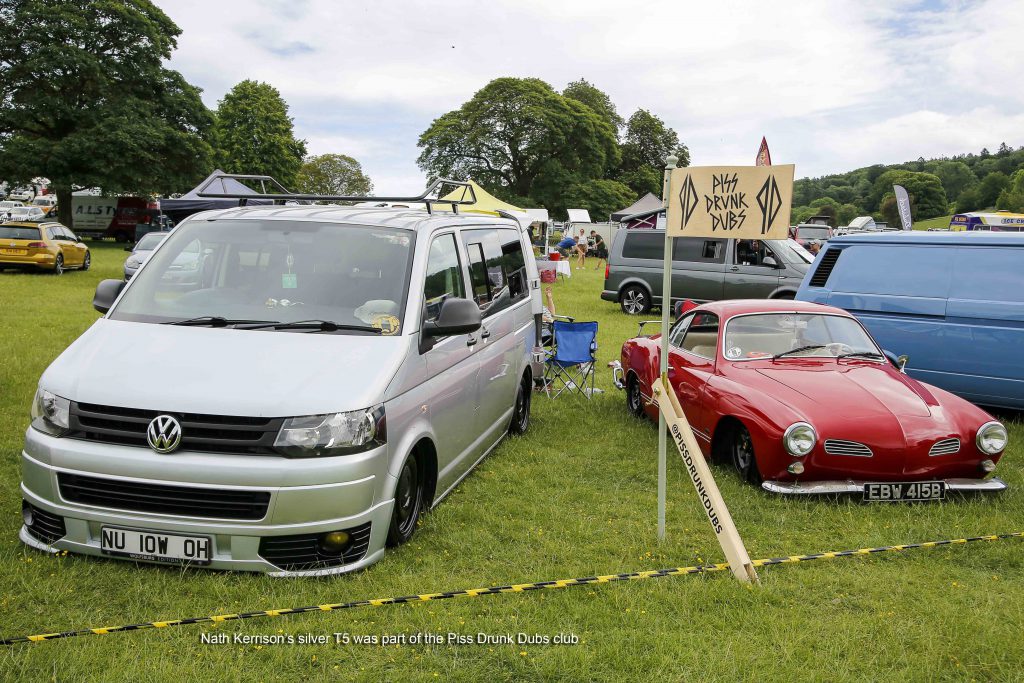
[146,415,182,454]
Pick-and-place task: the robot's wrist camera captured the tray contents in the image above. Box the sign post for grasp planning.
[656,162,795,581]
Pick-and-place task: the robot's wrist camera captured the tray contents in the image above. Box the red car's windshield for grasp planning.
[723,313,881,360]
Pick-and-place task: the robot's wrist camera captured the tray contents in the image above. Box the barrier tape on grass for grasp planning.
[3,531,1020,646]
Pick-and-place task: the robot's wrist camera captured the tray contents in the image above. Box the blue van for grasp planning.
[796,232,1024,410]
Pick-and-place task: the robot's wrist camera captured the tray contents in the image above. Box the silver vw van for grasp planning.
[20,185,542,575]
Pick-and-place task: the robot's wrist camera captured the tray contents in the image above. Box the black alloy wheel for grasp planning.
[509,373,532,435]
[620,285,650,315]
[626,374,645,419]
[53,254,64,275]
[730,423,762,484]
[387,455,424,547]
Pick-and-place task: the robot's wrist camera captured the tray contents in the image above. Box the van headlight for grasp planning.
[783,422,816,457]
[31,388,70,436]
[976,421,1007,455]
[274,405,386,457]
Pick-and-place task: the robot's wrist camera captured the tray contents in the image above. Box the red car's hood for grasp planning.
[753,362,935,418]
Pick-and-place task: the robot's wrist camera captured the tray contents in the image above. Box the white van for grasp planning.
[21,182,544,575]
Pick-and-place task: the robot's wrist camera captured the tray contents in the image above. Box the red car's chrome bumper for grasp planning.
[762,477,1007,495]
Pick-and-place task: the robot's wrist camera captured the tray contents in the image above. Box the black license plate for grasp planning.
[863,481,946,502]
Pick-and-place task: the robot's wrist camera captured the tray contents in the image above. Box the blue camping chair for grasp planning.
[543,320,598,398]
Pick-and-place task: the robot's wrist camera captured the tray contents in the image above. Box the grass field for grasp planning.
[1,242,1022,681]
[913,214,955,230]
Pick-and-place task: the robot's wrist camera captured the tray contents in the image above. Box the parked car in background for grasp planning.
[0,200,25,213]
[7,186,34,202]
[0,221,90,274]
[20,198,543,575]
[31,195,58,215]
[601,230,812,314]
[797,231,1024,410]
[123,230,169,280]
[3,206,46,222]
[788,223,833,245]
[612,299,1007,499]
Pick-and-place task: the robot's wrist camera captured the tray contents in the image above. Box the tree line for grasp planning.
[0,0,368,229]
[416,77,689,220]
[791,143,1024,227]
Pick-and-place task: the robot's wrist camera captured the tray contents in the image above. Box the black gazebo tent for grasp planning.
[160,169,273,223]
[610,192,662,223]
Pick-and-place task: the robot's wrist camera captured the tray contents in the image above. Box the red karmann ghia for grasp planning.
[613,300,1008,501]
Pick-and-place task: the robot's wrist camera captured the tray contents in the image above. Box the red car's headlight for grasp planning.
[976,422,1007,455]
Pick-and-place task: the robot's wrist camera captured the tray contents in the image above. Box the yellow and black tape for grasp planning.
[3,531,1020,646]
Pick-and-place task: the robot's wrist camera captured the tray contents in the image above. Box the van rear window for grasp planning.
[0,226,41,240]
[829,245,953,298]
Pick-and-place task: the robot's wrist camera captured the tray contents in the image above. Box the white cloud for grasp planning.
[158,0,1024,192]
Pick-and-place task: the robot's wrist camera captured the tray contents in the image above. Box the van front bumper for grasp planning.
[19,428,396,576]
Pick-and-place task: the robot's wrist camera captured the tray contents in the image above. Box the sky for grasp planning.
[160,0,1024,194]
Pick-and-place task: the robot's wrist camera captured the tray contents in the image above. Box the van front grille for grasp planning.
[67,402,284,455]
[259,523,372,572]
[808,248,841,287]
[58,473,271,520]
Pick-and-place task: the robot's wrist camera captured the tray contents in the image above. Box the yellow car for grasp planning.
[0,221,90,274]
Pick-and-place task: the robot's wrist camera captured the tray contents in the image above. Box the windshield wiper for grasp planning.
[163,316,278,327]
[236,319,383,334]
[773,345,828,359]
[837,351,884,360]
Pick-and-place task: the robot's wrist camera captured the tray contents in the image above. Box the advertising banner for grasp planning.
[893,184,913,231]
[666,165,794,239]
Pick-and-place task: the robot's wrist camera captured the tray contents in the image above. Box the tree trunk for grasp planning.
[55,185,74,229]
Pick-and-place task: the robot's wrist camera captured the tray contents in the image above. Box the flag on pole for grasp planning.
[893,184,913,231]
[756,137,771,166]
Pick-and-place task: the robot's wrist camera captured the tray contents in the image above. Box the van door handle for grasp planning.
[466,335,478,347]
[729,266,739,272]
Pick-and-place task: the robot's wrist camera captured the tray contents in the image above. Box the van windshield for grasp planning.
[109,219,414,335]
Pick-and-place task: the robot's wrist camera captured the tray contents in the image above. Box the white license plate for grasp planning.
[101,527,212,565]
[863,481,946,502]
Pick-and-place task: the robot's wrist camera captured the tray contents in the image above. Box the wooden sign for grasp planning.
[666,165,794,239]
[655,377,759,583]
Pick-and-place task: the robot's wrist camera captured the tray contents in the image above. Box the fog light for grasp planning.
[319,531,351,553]
[21,501,33,527]
[787,461,805,475]
[980,459,996,474]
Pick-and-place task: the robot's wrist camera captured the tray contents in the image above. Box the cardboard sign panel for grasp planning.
[666,165,794,239]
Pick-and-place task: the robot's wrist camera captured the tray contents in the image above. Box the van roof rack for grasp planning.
[195,173,478,214]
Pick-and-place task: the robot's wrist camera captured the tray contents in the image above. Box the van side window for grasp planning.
[680,312,719,359]
[499,228,528,303]
[461,229,510,316]
[673,237,725,263]
[951,248,1024,303]
[423,233,464,323]
[622,232,664,259]
[734,240,774,267]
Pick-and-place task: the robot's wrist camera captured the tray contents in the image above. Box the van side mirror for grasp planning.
[423,298,482,338]
[762,256,778,268]
[93,279,126,314]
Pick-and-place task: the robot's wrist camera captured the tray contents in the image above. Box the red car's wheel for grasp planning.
[626,374,645,419]
[729,423,762,485]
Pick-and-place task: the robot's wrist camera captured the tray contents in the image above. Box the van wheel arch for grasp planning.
[408,438,438,509]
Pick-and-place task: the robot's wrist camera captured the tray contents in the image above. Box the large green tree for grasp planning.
[869,170,947,218]
[563,179,636,222]
[417,77,619,213]
[212,80,307,188]
[562,78,624,135]
[617,109,690,197]
[0,0,213,228]
[996,169,1024,212]
[976,171,1010,208]
[923,160,977,202]
[295,154,373,198]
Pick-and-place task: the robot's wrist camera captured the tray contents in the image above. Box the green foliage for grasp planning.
[869,170,947,219]
[617,109,689,197]
[976,171,1010,209]
[212,80,307,188]
[996,169,1024,212]
[563,179,637,221]
[923,160,977,201]
[417,78,619,216]
[295,154,373,198]
[563,78,624,134]
[0,0,213,227]
[956,186,981,214]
